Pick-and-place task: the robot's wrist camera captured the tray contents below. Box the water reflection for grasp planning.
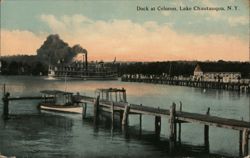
[0,113,74,157]
[0,76,249,157]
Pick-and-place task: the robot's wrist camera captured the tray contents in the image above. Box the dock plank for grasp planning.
[79,95,250,131]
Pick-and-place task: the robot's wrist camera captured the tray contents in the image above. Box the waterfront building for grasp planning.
[193,64,241,83]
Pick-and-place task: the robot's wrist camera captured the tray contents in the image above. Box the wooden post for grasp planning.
[242,128,249,156]
[169,102,176,153]
[122,88,127,102]
[3,84,6,96]
[118,92,121,102]
[106,92,109,101]
[110,93,112,101]
[82,103,87,119]
[155,116,161,138]
[93,95,100,125]
[204,107,210,153]
[2,92,10,120]
[239,130,243,157]
[111,102,114,130]
[115,92,118,102]
[119,111,123,126]
[178,101,182,143]
[139,104,142,135]
[122,104,130,127]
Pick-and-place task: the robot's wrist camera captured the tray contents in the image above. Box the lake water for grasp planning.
[0,76,249,157]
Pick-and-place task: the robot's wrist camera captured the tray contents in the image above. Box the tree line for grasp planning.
[0,55,48,76]
[117,60,250,78]
[1,56,250,78]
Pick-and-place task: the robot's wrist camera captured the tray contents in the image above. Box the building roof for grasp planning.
[194,64,202,72]
[194,63,242,73]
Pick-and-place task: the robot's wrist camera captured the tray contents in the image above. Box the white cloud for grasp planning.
[227,16,249,26]
[1,14,248,61]
[39,14,248,61]
[1,29,46,56]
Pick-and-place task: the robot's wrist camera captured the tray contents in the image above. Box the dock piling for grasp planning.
[111,102,114,130]
[239,130,243,157]
[2,92,10,120]
[93,95,100,125]
[122,104,130,128]
[139,104,142,135]
[204,107,210,152]
[122,88,127,102]
[242,128,249,156]
[3,84,6,96]
[82,103,87,119]
[178,101,182,143]
[169,102,176,153]
[155,116,161,138]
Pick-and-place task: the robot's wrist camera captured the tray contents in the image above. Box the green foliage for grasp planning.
[0,58,47,76]
[118,61,250,78]
[118,61,196,77]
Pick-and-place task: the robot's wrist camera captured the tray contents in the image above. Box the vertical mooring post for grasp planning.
[239,130,243,157]
[106,92,109,101]
[122,104,130,128]
[122,88,127,102]
[169,102,176,153]
[239,117,244,157]
[2,92,10,120]
[115,92,118,102]
[242,128,249,156]
[178,101,182,143]
[3,84,6,96]
[93,95,100,125]
[82,103,87,119]
[204,107,210,153]
[111,102,114,130]
[155,116,161,139]
[139,104,142,136]
[119,111,123,126]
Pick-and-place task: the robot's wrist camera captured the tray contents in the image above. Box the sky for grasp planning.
[0,0,249,61]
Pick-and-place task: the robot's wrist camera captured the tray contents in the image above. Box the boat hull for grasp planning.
[39,104,82,114]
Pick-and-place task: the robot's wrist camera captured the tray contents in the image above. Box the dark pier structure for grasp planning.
[77,88,250,157]
[121,75,250,93]
[1,86,250,157]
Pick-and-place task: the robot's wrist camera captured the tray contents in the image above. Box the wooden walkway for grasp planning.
[78,95,250,156]
[78,95,250,130]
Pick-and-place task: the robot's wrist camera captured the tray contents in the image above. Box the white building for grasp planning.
[193,64,241,83]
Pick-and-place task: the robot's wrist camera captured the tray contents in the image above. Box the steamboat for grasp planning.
[48,51,118,80]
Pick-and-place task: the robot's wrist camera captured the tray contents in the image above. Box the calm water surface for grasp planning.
[0,76,249,157]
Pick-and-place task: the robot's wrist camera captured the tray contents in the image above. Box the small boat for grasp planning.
[38,90,82,114]
[0,153,15,158]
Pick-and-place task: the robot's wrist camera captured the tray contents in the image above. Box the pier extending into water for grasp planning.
[121,75,250,93]
[77,93,250,156]
[1,86,250,157]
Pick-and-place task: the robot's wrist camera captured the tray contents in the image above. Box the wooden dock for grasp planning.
[1,87,250,156]
[121,75,250,93]
[76,94,250,156]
